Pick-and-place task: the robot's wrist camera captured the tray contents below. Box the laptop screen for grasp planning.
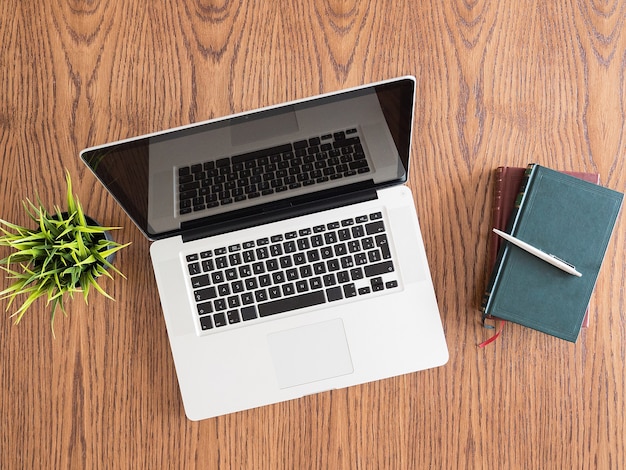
[81,77,415,240]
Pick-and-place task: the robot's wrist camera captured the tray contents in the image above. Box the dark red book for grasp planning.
[488,167,600,328]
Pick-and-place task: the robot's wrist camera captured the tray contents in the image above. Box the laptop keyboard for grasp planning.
[177,128,370,215]
[185,211,399,332]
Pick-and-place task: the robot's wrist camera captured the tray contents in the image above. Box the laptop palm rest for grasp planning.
[267,319,354,389]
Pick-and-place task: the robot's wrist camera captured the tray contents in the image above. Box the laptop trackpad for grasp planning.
[268,319,354,389]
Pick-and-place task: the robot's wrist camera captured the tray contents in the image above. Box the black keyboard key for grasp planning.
[241,292,255,305]
[197,302,213,315]
[340,256,354,269]
[227,310,240,324]
[228,296,240,308]
[307,250,320,262]
[323,274,336,286]
[282,283,295,296]
[371,277,385,292]
[343,283,357,298]
[313,262,326,274]
[351,225,365,238]
[238,265,252,278]
[327,259,340,271]
[364,261,395,277]
[368,250,382,263]
[242,250,255,263]
[334,243,347,256]
[354,253,368,265]
[214,312,227,327]
[376,234,392,259]
[258,290,326,317]
[194,287,216,302]
[362,237,375,250]
[200,316,213,330]
[241,306,257,321]
[337,229,351,241]
[259,274,271,287]
[347,241,360,253]
[309,277,322,289]
[324,232,337,244]
[326,286,343,302]
[255,289,268,302]
[272,271,285,284]
[188,262,201,275]
[191,274,210,288]
[311,235,324,247]
[365,221,385,234]
[350,267,364,280]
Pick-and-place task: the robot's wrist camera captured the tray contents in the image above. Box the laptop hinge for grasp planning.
[181,188,378,243]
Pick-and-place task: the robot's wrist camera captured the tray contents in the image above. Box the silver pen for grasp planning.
[493,228,582,277]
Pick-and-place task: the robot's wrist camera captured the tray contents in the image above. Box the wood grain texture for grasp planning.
[1,0,624,468]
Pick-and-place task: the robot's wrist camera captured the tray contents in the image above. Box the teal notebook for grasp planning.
[482,164,624,342]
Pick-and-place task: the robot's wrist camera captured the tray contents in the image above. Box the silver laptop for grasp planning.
[81,76,448,420]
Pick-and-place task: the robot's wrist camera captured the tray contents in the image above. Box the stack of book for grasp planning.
[481,164,623,342]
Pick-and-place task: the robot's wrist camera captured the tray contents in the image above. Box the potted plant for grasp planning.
[0,171,129,334]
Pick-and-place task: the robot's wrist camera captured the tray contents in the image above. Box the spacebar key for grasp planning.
[258,291,326,317]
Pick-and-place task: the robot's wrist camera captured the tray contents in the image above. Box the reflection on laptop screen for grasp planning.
[81,79,414,240]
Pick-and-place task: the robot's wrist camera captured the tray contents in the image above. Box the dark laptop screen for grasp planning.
[81,77,415,240]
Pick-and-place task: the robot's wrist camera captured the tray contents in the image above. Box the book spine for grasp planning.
[487,167,506,271]
[481,164,537,318]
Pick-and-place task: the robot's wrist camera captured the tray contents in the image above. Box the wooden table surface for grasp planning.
[1,1,625,468]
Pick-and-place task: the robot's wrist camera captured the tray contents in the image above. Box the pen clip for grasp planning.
[548,253,577,270]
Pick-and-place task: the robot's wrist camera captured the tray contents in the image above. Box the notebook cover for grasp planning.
[482,164,623,342]
[487,166,600,327]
